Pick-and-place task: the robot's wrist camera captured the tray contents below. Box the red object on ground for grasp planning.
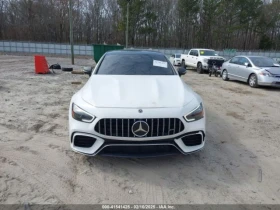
[34,55,49,74]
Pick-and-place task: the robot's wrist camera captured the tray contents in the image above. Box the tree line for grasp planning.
[0,0,280,50]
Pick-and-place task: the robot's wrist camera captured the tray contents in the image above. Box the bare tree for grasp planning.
[1,0,280,50]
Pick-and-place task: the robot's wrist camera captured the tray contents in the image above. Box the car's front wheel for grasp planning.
[222,70,229,81]
[197,63,203,74]
[181,60,186,69]
[249,74,259,88]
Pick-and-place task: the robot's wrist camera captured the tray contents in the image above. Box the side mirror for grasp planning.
[178,67,187,77]
[245,63,252,67]
[83,66,93,77]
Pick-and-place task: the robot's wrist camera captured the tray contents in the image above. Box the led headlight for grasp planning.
[203,58,209,63]
[72,103,95,123]
[184,103,204,122]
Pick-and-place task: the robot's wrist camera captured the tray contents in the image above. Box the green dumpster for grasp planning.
[93,44,124,63]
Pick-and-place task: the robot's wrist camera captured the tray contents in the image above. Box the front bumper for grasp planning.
[258,75,280,87]
[70,130,205,157]
[69,106,206,157]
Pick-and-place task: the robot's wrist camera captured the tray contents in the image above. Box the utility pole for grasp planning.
[69,0,74,65]
[126,0,130,49]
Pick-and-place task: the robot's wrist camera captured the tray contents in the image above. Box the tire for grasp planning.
[222,70,229,81]
[248,74,259,88]
[209,69,212,77]
[49,64,61,70]
[181,60,186,69]
[215,71,218,77]
[62,67,73,72]
[197,63,203,74]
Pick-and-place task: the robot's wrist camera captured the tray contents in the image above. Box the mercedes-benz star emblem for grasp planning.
[138,109,143,113]
[132,121,149,137]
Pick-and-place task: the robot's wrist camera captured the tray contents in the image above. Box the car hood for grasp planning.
[262,67,280,75]
[81,75,195,108]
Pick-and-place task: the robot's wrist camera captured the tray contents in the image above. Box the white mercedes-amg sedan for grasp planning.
[69,50,206,157]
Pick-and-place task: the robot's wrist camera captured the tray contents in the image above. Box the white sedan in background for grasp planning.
[69,50,206,157]
[170,54,182,66]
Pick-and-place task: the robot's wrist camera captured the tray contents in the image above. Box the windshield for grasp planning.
[249,57,277,67]
[199,50,216,56]
[175,54,181,58]
[96,53,175,75]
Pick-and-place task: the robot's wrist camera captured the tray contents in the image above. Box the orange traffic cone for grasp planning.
[34,55,50,74]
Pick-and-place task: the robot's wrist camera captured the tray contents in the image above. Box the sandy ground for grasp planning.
[0,55,280,205]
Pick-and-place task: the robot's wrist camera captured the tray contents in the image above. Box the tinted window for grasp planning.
[238,57,250,65]
[190,50,198,56]
[199,50,216,56]
[249,57,276,67]
[175,54,181,58]
[230,57,240,64]
[96,53,175,75]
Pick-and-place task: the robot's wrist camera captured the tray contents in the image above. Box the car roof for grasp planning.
[190,48,214,51]
[234,55,268,58]
[106,50,165,56]
[247,56,268,58]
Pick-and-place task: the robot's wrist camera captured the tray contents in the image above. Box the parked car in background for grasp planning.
[169,54,182,66]
[221,56,280,88]
[69,50,206,157]
[180,49,225,74]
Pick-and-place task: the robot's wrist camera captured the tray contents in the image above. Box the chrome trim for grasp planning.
[122,119,124,137]
[162,119,165,136]
[157,119,159,136]
[95,118,184,138]
[131,121,149,137]
[110,119,112,136]
[128,119,130,137]
[151,119,154,136]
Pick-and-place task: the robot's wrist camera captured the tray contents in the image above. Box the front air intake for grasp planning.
[99,145,181,157]
[74,135,96,148]
[181,134,203,146]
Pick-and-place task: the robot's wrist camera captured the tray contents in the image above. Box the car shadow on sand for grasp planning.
[225,79,280,91]
[85,108,261,193]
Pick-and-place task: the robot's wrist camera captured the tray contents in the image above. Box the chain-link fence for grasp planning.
[1,41,280,62]
[0,40,93,56]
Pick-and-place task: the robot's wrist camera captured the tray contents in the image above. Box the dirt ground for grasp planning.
[0,55,280,205]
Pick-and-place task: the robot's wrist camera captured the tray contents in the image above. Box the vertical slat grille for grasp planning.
[95,118,184,138]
